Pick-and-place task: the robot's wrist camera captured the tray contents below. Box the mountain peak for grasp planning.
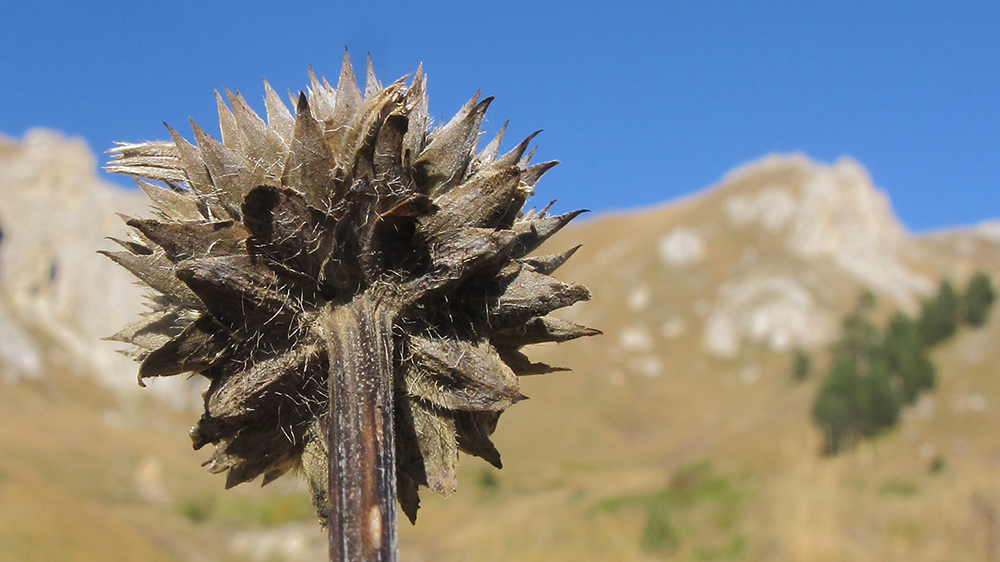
[554,154,949,364]
[0,130,200,405]
[713,154,929,306]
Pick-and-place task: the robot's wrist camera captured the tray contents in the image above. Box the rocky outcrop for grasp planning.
[0,130,196,403]
[720,155,934,306]
[554,153,996,370]
[2,135,994,390]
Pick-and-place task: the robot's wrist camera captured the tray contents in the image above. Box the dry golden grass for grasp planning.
[395,311,1000,562]
[2,171,998,561]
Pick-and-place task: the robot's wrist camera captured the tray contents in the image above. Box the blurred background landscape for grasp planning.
[1,2,999,561]
[1,130,998,561]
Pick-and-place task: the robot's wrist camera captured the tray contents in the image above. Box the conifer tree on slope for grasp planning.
[963,271,996,327]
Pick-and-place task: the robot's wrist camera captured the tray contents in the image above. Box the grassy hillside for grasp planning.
[396,309,1000,561]
[5,304,997,561]
[0,349,327,562]
[1,154,998,561]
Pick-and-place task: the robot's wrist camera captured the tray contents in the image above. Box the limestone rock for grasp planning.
[0,130,198,404]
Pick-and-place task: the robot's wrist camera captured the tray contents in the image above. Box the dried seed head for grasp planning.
[104,52,598,525]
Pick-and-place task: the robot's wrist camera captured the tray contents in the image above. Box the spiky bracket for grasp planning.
[104,52,597,561]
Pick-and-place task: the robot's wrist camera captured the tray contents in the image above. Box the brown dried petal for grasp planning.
[282,93,343,211]
[263,79,295,143]
[408,399,458,495]
[414,94,492,195]
[108,305,187,351]
[403,336,522,412]
[190,120,260,215]
[511,209,587,258]
[453,410,502,469]
[490,267,591,323]
[406,228,516,299]
[494,130,541,169]
[396,469,421,524]
[497,348,569,376]
[521,245,581,275]
[204,343,324,424]
[420,167,522,236]
[174,255,300,334]
[127,218,249,263]
[228,89,288,185]
[135,178,205,222]
[490,315,601,348]
[99,249,202,308]
[138,315,231,381]
[242,186,337,283]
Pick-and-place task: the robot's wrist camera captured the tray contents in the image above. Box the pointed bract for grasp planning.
[216,90,245,153]
[402,336,521,412]
[227,89,288,184]
[190,119,259,215]
[325,51,364,153]
[136,177,204,222]
[365,53,382,99]
[282,94,343,210]
[263,78,295,143]
[414,94,492,195]
[139,316,231,381]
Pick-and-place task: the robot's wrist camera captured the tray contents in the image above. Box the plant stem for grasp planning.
[322,295,398,562]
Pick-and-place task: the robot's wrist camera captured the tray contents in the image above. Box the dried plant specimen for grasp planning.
[104,52,596,560]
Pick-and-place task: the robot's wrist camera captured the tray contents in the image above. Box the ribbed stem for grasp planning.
[321,295,398,562]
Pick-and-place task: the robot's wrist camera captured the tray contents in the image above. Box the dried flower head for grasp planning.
[104,52,596,553]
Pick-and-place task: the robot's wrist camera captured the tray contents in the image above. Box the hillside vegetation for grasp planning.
[1,134,999,561]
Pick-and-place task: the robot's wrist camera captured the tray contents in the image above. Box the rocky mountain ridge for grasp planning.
[548,153,998,381]
[1,129,999,562]
[1,130,997,399]
[0,130,197,406]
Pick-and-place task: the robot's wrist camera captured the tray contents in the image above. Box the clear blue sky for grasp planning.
[1,1,997,231]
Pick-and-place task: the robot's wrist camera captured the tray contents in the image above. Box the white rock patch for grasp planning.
[661,316,688,339]
[701,275,835,358]
[0,303,42,383]
[976,220,1000,244]
[725,186,797,232]
[658,227,706,267]
[785,158,932,306]
[627,285,652,312]
[703,314,739,358]
[230,523,327,562]
[738,365,760,386]
[952,393,989,414]
[630,356,663,378]
[915,395,936,420]
[619,324,654,352]
[134,456,170,505]
[918,442,936,459]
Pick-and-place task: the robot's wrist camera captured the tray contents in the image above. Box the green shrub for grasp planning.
[963,271,996,327]
[813,358,864,454]
[860,359,900,434]
[814,280,973,456]
[178,495,218,523]
[478,468,500,490]
[928,454,946,475]
[792,347,811,382]
[178,493,313,527]
[919,280,959,347]
[878,479,919,496]
[640,501,678,554]
[597,462,748,556]
[884,313,935,404]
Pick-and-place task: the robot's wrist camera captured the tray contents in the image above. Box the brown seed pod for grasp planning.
[104,52,598,557]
